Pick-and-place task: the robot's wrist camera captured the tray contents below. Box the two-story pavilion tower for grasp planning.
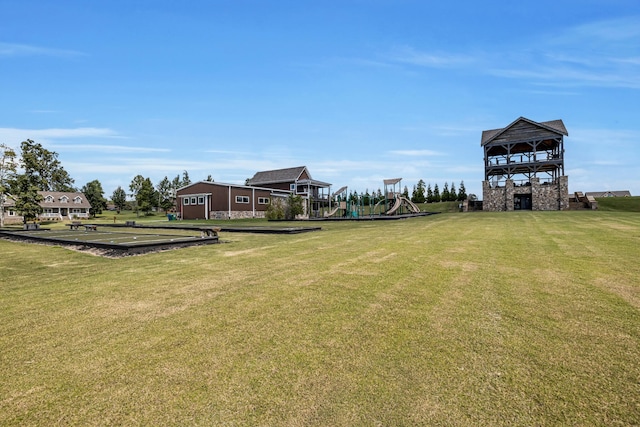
[481,117,569,211]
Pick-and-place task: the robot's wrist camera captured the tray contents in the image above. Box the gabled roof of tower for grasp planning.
[481,117,568,146]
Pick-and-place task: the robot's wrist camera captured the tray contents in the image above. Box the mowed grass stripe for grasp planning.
[0,212,638,426]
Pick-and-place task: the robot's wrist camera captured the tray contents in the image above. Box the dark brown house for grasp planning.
[481,117,569,211]
[176,181,290,220]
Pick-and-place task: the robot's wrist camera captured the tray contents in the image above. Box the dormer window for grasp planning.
[74,196,82,204]
[60,196,69,203]
[45,195,54,203]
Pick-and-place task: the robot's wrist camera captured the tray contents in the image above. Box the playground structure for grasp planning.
[373,178,421,216]
[323,178,421,219]
[324,186,349,217]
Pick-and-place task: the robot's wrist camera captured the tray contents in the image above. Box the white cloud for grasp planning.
[0,42,83,57]
[50,144,169,153]
[387,46,475,68]
[381,17,640,89]
[0,127,119,144]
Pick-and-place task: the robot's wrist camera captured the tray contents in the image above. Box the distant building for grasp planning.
[481,117,569,211]
[177,166,331,220]
[1,191,91,224]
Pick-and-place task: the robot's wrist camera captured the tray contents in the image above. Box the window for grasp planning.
[198,196,205,205]
[60,196,68,203]
[190,197,197,205]
[74,197,82,204]
[8,209,15,216]
[258,197,270,204]
[183,198,190,205]
[290,184,296,191]
[235,195,249,204]
[45,195,54,203]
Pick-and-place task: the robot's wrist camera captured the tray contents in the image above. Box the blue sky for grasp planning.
[1,0,639,199]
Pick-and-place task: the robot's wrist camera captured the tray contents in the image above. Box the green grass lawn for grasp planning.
[596,196,640,212]
[1,211,639,426]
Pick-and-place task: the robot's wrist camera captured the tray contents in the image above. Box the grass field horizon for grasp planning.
[1,210,639,425]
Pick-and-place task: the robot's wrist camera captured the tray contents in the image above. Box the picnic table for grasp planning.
[67,222,97,231]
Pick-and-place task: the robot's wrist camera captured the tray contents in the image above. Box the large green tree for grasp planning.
[136,178,156,215]
[81,180,107,217]
[111,186,127,213]
[18,139,75,192]
[0,144,18,227]
[13,174,42,223]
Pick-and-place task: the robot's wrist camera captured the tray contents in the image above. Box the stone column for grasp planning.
[505,179,514,211]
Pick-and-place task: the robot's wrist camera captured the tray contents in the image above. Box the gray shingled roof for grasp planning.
[40,191,92,209]
[247,166,309,185]
[481,117,568,145]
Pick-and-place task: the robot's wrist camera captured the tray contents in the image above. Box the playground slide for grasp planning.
[385,195,403,215]
[401,197,421,213]
[324,206,341,217]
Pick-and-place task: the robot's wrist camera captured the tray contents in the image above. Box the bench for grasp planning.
[66,223,97,231]
[199,227,221,238]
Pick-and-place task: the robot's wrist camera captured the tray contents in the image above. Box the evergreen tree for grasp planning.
[457,181,468,201]
[402,186,409,199]
[450,182,457,201]
[181,170,191,186]
[442,182,450,202]
[426,183,433,203]
[363,189,371,205]
[433,183,441,202]
[156,176,174,211]
[136,178,155,215]
[412,179,426,203]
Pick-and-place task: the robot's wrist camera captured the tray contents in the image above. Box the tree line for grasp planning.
[341,180,470,205]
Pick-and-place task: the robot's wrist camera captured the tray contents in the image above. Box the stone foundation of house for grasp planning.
[482,176,569,211]
[210,211,267,220]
